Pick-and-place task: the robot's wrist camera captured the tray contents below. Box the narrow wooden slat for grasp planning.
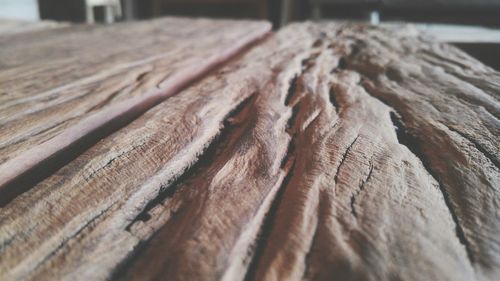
[0,22,498,281]
[0,17,270,196]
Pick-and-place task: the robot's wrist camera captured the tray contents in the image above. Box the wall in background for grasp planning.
[0,0,40,21]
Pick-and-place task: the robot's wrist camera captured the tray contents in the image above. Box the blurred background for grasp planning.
[1,0,500,69]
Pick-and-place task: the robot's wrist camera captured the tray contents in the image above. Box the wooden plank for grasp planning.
[0,19,309,281]
[0,17,270,196]
[0,19,68,36]
[0,22,498,281]
[343,23,500,280]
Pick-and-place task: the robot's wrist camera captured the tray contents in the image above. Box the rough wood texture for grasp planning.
[0,19,69,36]
[0,22,498,281]
[0,17,270,193]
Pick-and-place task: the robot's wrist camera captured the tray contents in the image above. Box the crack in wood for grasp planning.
[353,58,478,268]
[83,143,143,182]
[388,111,476,266]
[284,75,298,107]
[0,21,271,208]
[125,92,258,231]
[334,135,360,186]
[29,202,116,276]
[286,97,306,134]
[124,68,155,94]
[243,66,307,281]
[110,92,261,281]
[0,106,152,207]
[85,84,131,113]
[312,39,323,48]
[2,22,497,281]
[301,52,321,72]
[445,125,499,168]
[300,193,322,281]
[329,85,340,113]
[0,115,79,149]
[280,137,296,170]
[243,160,296,281]
[337,34,485,269]
[135,69,152,83]
[350,161,374,219]
[337,57,347,70]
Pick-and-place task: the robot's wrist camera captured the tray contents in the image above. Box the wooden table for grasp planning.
[0,18,498,281]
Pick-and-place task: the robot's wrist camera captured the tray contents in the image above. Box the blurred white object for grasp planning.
[370,11,380,25]
[414,23,500,43]
[0,0,39,21]
[377,22,500,43]
[85,0,122,24]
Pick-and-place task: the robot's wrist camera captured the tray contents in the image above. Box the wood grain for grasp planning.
[0,17,270,194]
[0,21,498,281]
[0,19,68,36]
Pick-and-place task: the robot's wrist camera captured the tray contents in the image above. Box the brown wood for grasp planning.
[0,21,498,281]
[0,19,69,36]
[0,17,270,195]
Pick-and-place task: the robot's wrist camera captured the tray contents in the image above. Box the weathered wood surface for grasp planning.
[0,21,499,281]
[0,17,270,193]
[0,19,69,36]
